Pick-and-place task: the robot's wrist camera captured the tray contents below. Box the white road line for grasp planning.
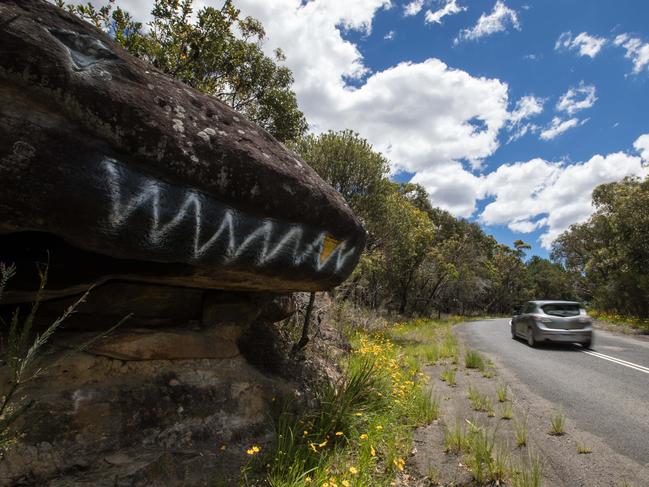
[582,350,649,375]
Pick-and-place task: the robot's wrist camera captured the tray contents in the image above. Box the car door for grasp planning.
[519,302,534,335]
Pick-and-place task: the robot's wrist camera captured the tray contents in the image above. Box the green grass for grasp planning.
[462,422,510,484]
[500,402,514,420]
[264,318,458,486]
[440,366,457,386]
[549,411,566,436]
[512,452,543,487]
[444,419,470,454]
[496,384,508,403]
[464,349,486,369]
[514,418,528,447]
[467,385,494,414]
[576,441,592,454]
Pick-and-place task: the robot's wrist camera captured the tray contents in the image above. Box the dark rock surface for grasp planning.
[0,0,366,300]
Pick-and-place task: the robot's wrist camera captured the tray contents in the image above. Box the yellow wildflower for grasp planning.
[349,466,358,475]
[359,434,368,440]
[318,439,328,448]
[335,431,344,436]
[370,446,376,457]
[246,445,261,455]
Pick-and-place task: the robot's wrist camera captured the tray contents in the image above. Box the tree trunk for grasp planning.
[293,292,316,352]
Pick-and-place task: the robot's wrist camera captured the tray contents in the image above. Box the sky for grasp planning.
[69,0,649,257]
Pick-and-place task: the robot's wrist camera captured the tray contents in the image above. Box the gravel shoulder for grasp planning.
[410,319,649,486]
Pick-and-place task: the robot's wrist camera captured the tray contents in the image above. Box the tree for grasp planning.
[291,130,390,221]
[525,256,574,301]
[58,0,307,142]
[552,176,649,317]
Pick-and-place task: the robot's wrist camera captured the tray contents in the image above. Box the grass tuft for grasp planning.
[500,402,514,420]
[496,383,508,403]
[464,349,485,369]
[444,419,470,454]
[576,441,592,454]
[514,417,528,447]
[512,452,543,487]
[549,411,566,436]
[440,367,457,386]
[467,385,494,414]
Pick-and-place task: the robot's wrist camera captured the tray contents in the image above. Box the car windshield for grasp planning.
[541,303,580,317]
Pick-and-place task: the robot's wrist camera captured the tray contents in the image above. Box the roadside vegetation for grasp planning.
[256,317,457,486]
[250,315,557,485]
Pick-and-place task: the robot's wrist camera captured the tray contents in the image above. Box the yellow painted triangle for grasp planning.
[320,234,341,264]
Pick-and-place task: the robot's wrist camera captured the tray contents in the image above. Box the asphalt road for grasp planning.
[457,319,649,466]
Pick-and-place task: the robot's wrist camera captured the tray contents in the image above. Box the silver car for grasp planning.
[511,300,593,348]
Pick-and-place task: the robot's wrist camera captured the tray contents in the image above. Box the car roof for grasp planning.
[529,300,581,305]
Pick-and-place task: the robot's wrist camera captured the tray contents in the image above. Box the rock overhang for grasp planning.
[0,0,367,298]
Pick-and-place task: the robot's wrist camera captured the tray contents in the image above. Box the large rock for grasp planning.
[0,0,366,302]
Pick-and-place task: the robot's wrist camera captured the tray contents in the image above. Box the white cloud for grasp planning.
[539,117,580,141]
[384,30,396,40]
[555,31,606,58]
[455,0,520,44]
[480,152,648,248]
[634,133,649,162]
[403,0,425,16]
[411,162,483,217]
[509,95,544,125]
[614,34,649,74]
[555,82,597,115]
[425,0,466,24]
[506,95,544,142]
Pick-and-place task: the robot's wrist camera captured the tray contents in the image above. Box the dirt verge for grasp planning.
[409,329,649,486]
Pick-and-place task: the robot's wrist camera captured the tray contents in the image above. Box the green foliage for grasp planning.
[553,175,649,318]
[496,384,508,403]
[58,0,306,142]
[512,452,542,487]
[440,367,457,386]
[514,417,528,447]
[500,402,514,420]
[265,321,442,485]
[463,423,510,484]
[464,349,485,369]
[291,130,390,217]
[549,411,566,436]
[467,386,494,414]
[444,419,470,454]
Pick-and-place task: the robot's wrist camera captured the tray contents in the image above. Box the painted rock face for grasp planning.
[0,1,366,300]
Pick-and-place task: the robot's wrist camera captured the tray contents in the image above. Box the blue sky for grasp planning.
[344,0,649,256]
[76,0,649,257]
